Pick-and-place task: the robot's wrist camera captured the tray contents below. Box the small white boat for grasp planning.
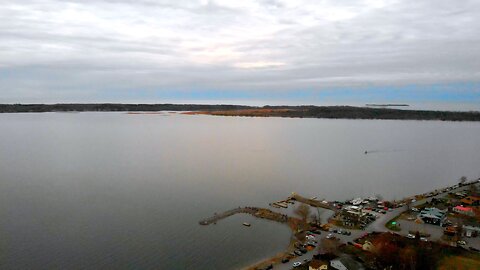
[270,203,281,208]
[242,222,251,227]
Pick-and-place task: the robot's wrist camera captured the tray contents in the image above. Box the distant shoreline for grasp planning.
[1,103,480,121]
[365,104,410,107]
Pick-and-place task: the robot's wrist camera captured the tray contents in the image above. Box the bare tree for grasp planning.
[320,237,339,254]
[457,219,464,241]
[295,203,311,222]
[405,199,412,212]
[459,176,467,185]
[469,183,478,197]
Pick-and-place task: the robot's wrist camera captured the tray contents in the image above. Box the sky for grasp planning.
[1,0,480,109]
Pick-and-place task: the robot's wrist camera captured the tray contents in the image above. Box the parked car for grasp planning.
[457,240,467,246]
[326,233,334,239]
[294,250,303,256]
[420,237,428,242]
[406,234,415,239]
[293,262,302,267]
[281,257,290,263]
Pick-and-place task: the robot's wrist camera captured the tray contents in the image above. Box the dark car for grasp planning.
[281,257,290,263]
[294,250,303,256]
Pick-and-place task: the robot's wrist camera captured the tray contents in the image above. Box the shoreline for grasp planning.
[2,104,480,121]
[200,178,480,270]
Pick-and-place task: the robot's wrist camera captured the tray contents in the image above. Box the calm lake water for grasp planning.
[1,112,480,269]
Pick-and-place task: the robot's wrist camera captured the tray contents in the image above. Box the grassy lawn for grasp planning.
[438,255,480,270]
[385,217,401,231]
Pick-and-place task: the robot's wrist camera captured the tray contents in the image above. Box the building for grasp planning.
[463,222,480,237]
[444,226,458,236]
[330,259,348,270]
[460,196,480,206]
[342,206,368,227]
[362,241,375,251]
[310,259,330,270]
[330,256,364,270]
[418,207,446,226]
[452,205,474,216]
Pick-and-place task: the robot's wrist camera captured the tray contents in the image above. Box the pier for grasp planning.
[289,193,337,211]
[199,207,290,225]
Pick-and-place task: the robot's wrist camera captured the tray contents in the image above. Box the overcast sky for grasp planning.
[1,0,479,107]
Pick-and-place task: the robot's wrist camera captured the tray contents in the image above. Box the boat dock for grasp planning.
[288,193,337,211]
[199,207,290,225]
[270,201,290,208]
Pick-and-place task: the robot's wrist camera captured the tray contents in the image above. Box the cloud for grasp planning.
[0,0,479,103]
[234,61,285,69]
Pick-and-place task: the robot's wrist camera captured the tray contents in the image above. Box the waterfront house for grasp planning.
[309,259,329,270]
[452,205,474,216]
[418,207,446,226]
[460,196,480,206]
[341,206,368,227]
[463,222,480,237]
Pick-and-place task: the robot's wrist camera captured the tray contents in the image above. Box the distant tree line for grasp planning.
[0,103,251,113]
[211,105,480,121]
[1,104,480,121]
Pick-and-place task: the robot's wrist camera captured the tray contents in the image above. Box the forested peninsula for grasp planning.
[1,104,480,121]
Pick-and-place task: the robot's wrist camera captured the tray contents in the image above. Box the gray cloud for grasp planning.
[1,0,479,102]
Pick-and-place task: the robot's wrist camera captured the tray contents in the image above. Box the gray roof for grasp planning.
[419,207,446,219]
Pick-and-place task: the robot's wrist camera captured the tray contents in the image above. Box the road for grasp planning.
[264,181,479,270]
[270,232,322,270]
